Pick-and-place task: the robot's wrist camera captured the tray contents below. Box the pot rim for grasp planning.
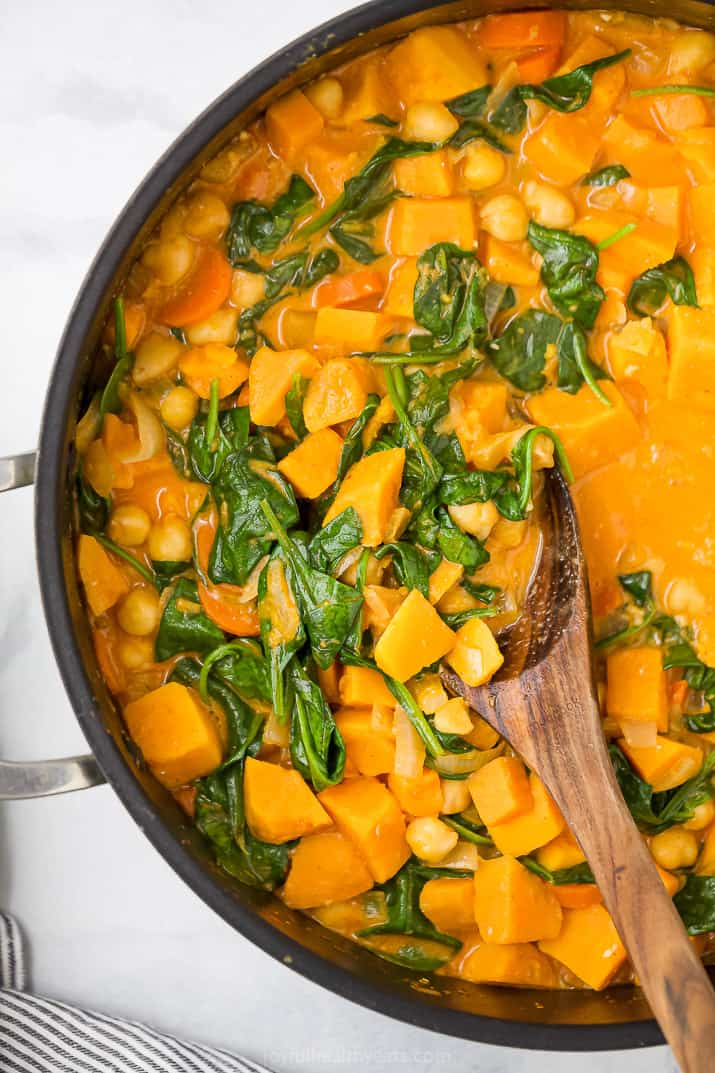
[35,0,666,1049]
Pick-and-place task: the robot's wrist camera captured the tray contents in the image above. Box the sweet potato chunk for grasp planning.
[539,905,626,990]
[385,26,487,104]
[474,855,562,944]
[419,877,476,932]
[249,347,319,427]
[607,318,668,399]
[335,707,395,776]
[281,830,373,908]
[537,830,586,872]
[374,588,456,682]
[576,212,677,293]
[667,305,715,411]
[339,665,396,708]
[484,235,539,286]
[387,197,476,256]
[123,682,222,790]
[603,116,688,186]
[388,768,443,817]
[428,560,464,605]
[319,776,410,882]
[78,535,130,616]
[393,151,454,197]
[384,258,419,318]
[445,617,504,687]
[313,309,390,353]
[243,757,331,844]
[450,939,558,987]
[467,757,533,827]
[618,736,703,792]
[302,357,374,431]
[606,646,667,731]
[322,447,405,547]
[676,128,715,183]
[266,89,324,160]
[487,773,565,856]
[277,428,343,498]
[524,114,599,185]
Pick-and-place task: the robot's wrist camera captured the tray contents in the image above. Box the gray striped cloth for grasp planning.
[0,913,273,1073]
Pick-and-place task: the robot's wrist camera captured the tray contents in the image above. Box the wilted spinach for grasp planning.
[152,559,190,592]
[155,578,225,661]
[627,256,698,317]
[582,164,630,187]
[610,744,715,832]
[258,555,305,724]
[288,660,346,791]
[441,814,493,845]
[488,309,561,392]
[521,857,596,884]
[285,374,309,440]
[374,542,435,599]
[445,84,511,152]
[674,875,715,935]
[76,467,109,534]
[188,406,250,484]
[308,507,363,574]
[528,221,605,330]
[172,655,264,768]
[99,299,133,420]
[227,175,315,264]
[412,244,489,354]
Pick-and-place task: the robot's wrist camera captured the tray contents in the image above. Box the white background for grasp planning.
[0,1,678,1069]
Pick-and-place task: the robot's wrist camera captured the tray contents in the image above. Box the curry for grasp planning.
[73,8,715,992]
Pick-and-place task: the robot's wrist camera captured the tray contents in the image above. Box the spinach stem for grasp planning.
[632,84,715,98]
[597,222,637,251]
[93,533,158,589]
[384,675,446,758]
[199,638,263,703]
[571,327,612,408]
[206,378,220,452]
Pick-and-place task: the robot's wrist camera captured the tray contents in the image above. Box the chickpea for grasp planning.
[117,588,161,637]
[231,268,266,309]
[406,817,459,863]
[668,30,715,74]
[434,697,473,735]
[183,192,230,241]
[666,578,706,617]
[118,636,155,670]
[107,504,151,548]
[185,306,239,347]
[448,501,499,542]
[650,826,699,871]
[440,778,472,815]
[133,333,184,386]
[403,101,459,143]
[461,143,506,191]
[305,77,344,120]
[522,180,575,229]
[480,193,529,242]
[148,514,192,562]
[160,386,199,431]
[142,235,195,286]
[684,800,715,831]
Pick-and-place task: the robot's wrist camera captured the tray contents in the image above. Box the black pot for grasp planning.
[2,0,713,1051]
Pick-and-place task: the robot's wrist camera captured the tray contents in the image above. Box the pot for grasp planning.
[2,0,713,1050]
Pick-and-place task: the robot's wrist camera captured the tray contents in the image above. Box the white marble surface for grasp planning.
[0,1,679,1069]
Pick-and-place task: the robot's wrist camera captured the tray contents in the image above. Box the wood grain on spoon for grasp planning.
[442,467,715,1073]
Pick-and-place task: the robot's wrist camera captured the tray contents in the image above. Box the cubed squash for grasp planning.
[340,55,394,124]
[606,646,667,731]
[473,855,563,944]
[178,344,249,400]
[445,617,504,687]
[319,776,410,882]
[339,665,397,708]
[384,258,419,319]
[618,735,704,792]
[537,830,586,871]
[607,318,668,399]
[676,128,715,183]
[302,131,368,204]
[539,905,626,990]
[576,212,677,294]
[552,884,603,909]
[387,197,476,257]
[313,309,390,353]
[488,773,565,856]
[322,447,405,547]
[691,246,715,307]
[388,768,443,817]
[419,877,476,932]
[667,305,715,411]
[277,428,343,498]
[483,235,540,286]
[302,357,374,432]
[374,588,456,682]
[335,707,395,776]
[450,380,509,446]
[451,938,558,987]
[281,830,374,909]
[524,113,600,185]
[78,534,130,616]
[123,682,222,790]
[385,26,487,105]
[428,560,464,605]
[653,92,709,133]
[249,347,319,427]
[393,150,454,197]
[526,382,641,479]
[467,756,533,827]
[243,757,331,844]
[603,116,688,186]
[265,89,324,160]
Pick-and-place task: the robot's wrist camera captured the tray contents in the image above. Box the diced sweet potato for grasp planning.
[384,258,419,319]
[676,128,715,182]
[335,707,395,776]
[474,855,562,944]
[313,309,390,353]
[537,830,585,872]
[340,55,394,124]
[527,382,641,479]
[539,905,626,990]
[123,682,223,790]
[603,116,688,186]
[78,535,130,616]
[618,735,703,792]
[484,235,539,286]
[393,150,454,197]
[178,343,249,400]
[445,617,503,687]
[656,866,682,898]
[387,197,476,257]
[374,588,456,682]
[385,26,487,104]
[243,757,332,844]
[576,212,677,293]
[607,318,668,399]
[266,89,324,160]
[277,428,343,498]
[339,665,396,708]
[249,347,319,427]
[667,305,715,411]
[428,560,464,605]
[524,114,600,185]
[451,938,558,987]
[388,768,443,817]
[322,447,405,547]
[302,357,374,431]
[606,646,667,731]
[281,830,373,908]
[553,884,603,909]
[488,773,565,856]
[653,92,708,133]
[449,381,509,459]
[419,877,476,932]
[691,246,715,306]
[319,776,410,882]
[467,756,533,827]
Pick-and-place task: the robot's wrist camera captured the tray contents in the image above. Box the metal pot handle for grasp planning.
[0,451,106,799]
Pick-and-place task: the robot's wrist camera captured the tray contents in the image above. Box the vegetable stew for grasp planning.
[74,9,715,992]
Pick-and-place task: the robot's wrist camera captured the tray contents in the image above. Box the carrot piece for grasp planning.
[158,246,232,327]
[178,344,249,400]
[315,270,385,309]
[553,883,603,909]
[193,506,261,636]
[78,534,130,616]
[478,11,566,49]
[517,45,561,83]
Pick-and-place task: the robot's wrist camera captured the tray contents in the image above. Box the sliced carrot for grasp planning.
[517,45,561,84]
[194,506,261,636]
[478,11,566,49]
[158,246,232,327]
[314,270,385,309]
[553,884,603,909]
[178,344,249,399]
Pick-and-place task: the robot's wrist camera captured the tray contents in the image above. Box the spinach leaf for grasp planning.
[357,860,466,970]
[374,542,433,598]
[528,221,605,330]
[76,467,109,533]
[260,500,363,669]
[385,365,443,511]
[99,299,133,420]
[188,406,250,484]
[164,426,193,480]
[155,578,225,661]
[663,643,715,734]
[227,175,315,264]
[610,744,715,832]
[491,50,631,134]
[674,875,715,935]
[152,559,190,592]
[308,507,363,574]
[285,374,309,440]
[331,186,398,265]
[488,309,561,392]
[441,607,499,629]
[171,655,263,767]
[337,395,381,482]
[521,857,596,884]
[413,244,488,354]
[446,85,511,153]
[365,113,399,127]
[556,322,611,404]
[582,164,631,187]
[441,814,494,845]
[210,644,273,706]
[435,507,489,570]
[620,570,654,608]
[627,256,698,317]
[446,85,492,119]
[463,579,501,605]
[258,555,305,724]
[288,660,346,791]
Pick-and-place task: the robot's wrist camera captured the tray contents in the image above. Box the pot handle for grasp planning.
[0,451,106,799]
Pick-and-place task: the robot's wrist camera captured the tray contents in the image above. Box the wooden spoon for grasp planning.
[442,466,715,1072]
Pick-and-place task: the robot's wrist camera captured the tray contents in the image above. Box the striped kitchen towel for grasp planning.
[0,913,273,1073]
